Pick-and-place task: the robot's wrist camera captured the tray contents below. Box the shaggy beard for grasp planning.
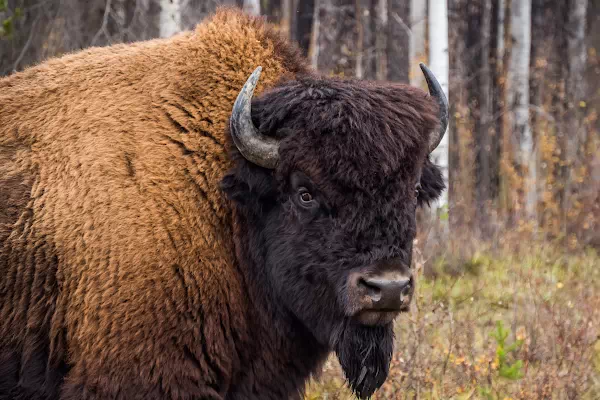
[332,321,394,399]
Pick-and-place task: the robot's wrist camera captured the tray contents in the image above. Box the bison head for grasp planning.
[222,65,448,399]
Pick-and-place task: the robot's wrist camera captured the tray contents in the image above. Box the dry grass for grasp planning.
[304,242,600,400]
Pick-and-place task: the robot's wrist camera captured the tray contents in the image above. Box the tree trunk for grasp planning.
[281,0,293,36]
[292,0,316,56]
[409,0,426,87]
[562,0,588,236]
[475,0,494,235]
[180,0,229,31]
[355,0,376,79]
[374,0,388,80]
[243,0,261,15]
[507,0,535,221]
[388,0,410,83]
[315,0,356,77]
[310,0,321,68]
[160,0,182,37]
[428,0,450,210]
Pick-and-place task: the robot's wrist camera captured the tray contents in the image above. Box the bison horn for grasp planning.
[419,63,449,154]
[230,66,280,169]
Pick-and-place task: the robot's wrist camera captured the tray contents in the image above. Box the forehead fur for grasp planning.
[251,76,441,192]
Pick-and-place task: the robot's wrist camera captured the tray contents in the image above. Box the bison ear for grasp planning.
[417,157,445,206]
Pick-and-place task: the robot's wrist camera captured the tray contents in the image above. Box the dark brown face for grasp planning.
[222,69,447,399]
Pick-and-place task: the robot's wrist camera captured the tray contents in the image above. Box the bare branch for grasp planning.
[13,14,41,72]
[91,0,113,46]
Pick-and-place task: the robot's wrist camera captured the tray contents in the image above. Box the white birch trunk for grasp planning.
[159,0,181,38]
[428,0,450,210]
[410,0,427,88]
[309,0,321,69]
[507,0,535,219]
[243,0,261,16]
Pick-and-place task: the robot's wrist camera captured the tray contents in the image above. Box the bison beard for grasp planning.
[332,322,395,399]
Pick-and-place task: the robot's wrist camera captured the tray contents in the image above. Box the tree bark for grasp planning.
[388,0,410,83]
[315,0,356,77]
[160,0,182,37]
[281,0,293,36]
[374,0,387,80]
[180,0,228,31]
[475,0,494,235]
[355,0,376,79]
[292,0,315,56]
[409,0,426,87]
[243,0,260,15]
[428,0,450,210]
[562,0,588,235]
[507,0,535,221]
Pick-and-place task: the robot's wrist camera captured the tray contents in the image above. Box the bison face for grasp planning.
[222,66,447,399]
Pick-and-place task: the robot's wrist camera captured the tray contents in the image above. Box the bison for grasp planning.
[0,7,448,400]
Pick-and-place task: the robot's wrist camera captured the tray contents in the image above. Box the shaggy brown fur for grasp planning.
[0,7,311,400]
[1,6,446,400]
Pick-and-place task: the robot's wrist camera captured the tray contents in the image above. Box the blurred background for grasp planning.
[1,1,599,398]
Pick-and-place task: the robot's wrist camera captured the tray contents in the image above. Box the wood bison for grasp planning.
[0,6,448,400]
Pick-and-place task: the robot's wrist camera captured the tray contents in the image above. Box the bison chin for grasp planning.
[331,321,395,399]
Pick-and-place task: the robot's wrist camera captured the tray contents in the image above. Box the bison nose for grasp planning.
[357,273,412,311]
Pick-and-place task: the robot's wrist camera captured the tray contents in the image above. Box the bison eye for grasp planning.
[299,188,313,204]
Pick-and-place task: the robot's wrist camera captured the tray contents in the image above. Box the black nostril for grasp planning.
[361,275,412,310]
[357,278,382,302]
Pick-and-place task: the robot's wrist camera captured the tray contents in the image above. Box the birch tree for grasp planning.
[243,0,260,16]
[428,0,450,210]
[160,0,182,38]
[410,0,426,87]
[506,0,535,220]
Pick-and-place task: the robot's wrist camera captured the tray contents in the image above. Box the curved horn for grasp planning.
[230,66,280,169]
[419,63,449,153]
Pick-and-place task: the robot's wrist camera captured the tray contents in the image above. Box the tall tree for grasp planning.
[409,0,426,87]
[281,0,292,36]
[506,0,535,221]
[355,0,375,79]
[562,0,588,234]
[428,0,450,210]
[243,0,260,15]
[181,0,234,31]
[292,0,315,56]
[160,0,182,37]
[474,0,494,234]
[388,0,410,83]
[314,0,356,76]
[375,0,388,80]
